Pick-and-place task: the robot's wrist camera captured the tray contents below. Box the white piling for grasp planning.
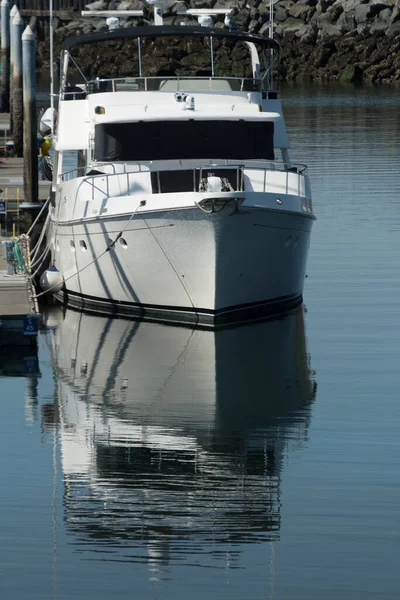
[22,26,38,204]
[9,4,18,129]
[1,0,11,112]
[12,11,24,157]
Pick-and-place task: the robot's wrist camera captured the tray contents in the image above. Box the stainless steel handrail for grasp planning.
[61,161,144,182]
[61,161,308,183]
[85,75,263,93]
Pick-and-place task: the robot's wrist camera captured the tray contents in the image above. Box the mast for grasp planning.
[50,0,54,111]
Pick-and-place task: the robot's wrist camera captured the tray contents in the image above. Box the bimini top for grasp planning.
[63,25,279,52]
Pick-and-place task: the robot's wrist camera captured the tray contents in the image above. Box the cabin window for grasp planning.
[94,121,274,162]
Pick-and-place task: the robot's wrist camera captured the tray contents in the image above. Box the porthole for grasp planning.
[70,240,75,251]
[79,240,87,251]
[119,238,128,249]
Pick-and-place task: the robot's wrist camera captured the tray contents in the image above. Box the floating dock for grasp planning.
[0,113,44,346]
[0,238,41,346]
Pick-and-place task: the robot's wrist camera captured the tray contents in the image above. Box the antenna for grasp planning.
[269,0,274,39]
[81,10,144,18]
[176,8,233,20]
[50,0,53,111]
[146,0,175,26]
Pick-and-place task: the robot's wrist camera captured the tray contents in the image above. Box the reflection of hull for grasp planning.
[51,204,312,326]
[47,307,316,564]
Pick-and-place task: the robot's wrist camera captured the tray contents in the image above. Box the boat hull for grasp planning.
[52,204,314,326]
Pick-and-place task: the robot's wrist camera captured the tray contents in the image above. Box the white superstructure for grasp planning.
[44,21,315,326]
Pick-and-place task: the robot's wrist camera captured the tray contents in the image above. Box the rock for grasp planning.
[370,18,389,32]
[316,11,334,25]
[297,23,318,42]
[117,0,144,10]
[85,0,107,10]
[389,5,400,24]
[336,9,356,32]
[379,8,392,23]
[333,0,363,11]
[259,22,271,35]
[313,40,336,66]
[327,4,344,21]
[248,18,261,32]
[274,6,288,22]
[355,4,370,24]
[339,63,363,81]
[369,0,394,14]
[287,4,309,19]
[316,0,333,13]
[320,22,342,37]
[280,17,307,33]
[386,20,400,35]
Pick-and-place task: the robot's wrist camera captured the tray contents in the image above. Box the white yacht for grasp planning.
[43,16,315,326]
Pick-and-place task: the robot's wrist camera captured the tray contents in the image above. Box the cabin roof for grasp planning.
[63,25,279,52]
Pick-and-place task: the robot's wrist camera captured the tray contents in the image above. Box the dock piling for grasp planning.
[12,11,24,157]
[22,25,38,204]
[9,4,18,131]
[1,0,11,112]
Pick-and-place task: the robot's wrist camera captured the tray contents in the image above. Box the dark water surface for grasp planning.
[1,84,400,599]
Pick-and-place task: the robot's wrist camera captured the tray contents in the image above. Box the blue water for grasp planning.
[1,83,400,599]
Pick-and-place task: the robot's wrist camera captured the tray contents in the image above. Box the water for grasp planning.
[1,83,400,599]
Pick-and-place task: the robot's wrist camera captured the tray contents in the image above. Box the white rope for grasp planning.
[30,247,51,280]
[26,195,51,237]
[30,236,51,271]
[32,202,144,300]
[31,211,51,259]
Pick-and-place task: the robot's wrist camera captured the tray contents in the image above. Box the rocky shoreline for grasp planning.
[33,0,400,83]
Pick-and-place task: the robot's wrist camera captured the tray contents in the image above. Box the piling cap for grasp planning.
[1,0,10,7]
[13,11,23,25]
[10,4,18,16]
[22,25,34,40]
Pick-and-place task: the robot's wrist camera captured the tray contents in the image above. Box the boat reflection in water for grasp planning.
[44,307,317,572]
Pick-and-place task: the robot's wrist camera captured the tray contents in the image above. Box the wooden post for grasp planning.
[12,10,24,157]
[9,4,18,131]
[1,0,10,112]
[22,26,38,205]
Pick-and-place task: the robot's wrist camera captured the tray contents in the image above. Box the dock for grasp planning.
[0,113,44,346]
[0,114,50,213]
[0,237,41,346]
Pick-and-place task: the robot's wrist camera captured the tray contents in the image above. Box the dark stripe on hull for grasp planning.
[54,289,303,328]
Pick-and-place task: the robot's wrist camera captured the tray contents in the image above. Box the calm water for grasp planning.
[1,84,400,599]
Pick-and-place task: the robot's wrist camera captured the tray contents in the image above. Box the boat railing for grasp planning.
[78,76,263,95]
[61,162,308,199]
[62,162,144,182]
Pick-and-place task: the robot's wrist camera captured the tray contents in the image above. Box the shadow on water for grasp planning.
[41,306,317,573]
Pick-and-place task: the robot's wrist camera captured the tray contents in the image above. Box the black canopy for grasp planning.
[63,25,279,53]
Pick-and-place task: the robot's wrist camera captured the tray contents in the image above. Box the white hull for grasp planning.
[50,202,313,325]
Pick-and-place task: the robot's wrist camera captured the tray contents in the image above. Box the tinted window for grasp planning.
[94,120,274,161]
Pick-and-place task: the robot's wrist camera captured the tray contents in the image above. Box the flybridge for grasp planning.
[60,25,279,98]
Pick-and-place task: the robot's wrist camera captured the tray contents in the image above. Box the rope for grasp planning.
[32,202,144,300]
[26,195,51,237]
[31,211,51,258]
[30,241,50,271]
[30,246,51,281]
